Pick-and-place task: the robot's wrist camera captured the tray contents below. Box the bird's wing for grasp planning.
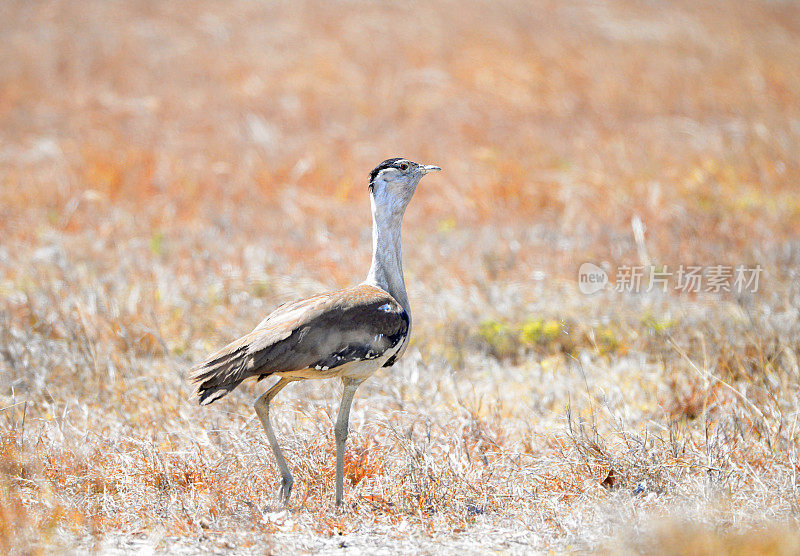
[189,284,409,404]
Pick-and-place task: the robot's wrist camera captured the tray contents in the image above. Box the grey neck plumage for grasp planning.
[364,196,410,317]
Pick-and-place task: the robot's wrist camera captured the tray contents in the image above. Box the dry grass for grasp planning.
[1,0,799,552]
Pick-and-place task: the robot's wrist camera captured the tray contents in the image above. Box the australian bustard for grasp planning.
[189,158,441,506]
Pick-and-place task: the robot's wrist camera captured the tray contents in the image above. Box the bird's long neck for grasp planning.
[365,197,410,315]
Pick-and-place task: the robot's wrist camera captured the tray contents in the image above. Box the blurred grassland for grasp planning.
[1,0,800,552]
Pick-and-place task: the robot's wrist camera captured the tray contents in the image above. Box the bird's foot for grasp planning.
[277,474,293,504]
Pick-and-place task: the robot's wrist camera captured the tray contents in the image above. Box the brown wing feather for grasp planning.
[188,284,408,404]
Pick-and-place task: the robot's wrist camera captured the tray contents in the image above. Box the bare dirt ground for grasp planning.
[1,0,800,553]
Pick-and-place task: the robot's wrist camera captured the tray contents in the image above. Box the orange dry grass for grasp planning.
[1,0,800,551]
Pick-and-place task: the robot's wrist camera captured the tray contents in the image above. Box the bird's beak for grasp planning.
[419,164,442,175]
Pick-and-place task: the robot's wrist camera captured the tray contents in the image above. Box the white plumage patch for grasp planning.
[200,388,228,406]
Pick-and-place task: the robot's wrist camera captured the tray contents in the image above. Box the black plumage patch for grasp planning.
[312,344,381,370]
[382,353,400,368]
[311,308,409,371]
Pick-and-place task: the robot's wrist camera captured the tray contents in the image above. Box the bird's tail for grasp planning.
[188,344,251,405]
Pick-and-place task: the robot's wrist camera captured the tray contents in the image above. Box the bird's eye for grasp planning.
[399,163,409,171]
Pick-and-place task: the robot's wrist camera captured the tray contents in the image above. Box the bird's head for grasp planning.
[368,158,441,214]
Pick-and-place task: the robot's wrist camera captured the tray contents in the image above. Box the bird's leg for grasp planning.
[254,377,296,505]
[334,378,363,507]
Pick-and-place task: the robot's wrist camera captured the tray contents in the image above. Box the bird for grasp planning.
[189,158,441,506]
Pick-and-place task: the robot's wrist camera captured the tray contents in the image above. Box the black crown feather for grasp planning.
[369,157,407,190]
